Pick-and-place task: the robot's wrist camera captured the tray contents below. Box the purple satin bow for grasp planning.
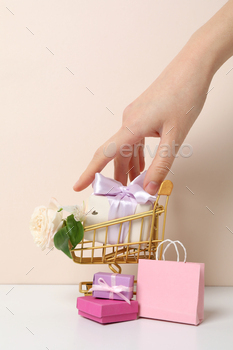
[92,171,157,244]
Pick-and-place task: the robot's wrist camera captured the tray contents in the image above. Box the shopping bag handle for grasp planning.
[156,239,187,263]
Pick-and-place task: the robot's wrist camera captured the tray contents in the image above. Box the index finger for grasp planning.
[73,128,139,191]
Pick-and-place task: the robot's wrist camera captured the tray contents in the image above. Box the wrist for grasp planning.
[188,0,233,77]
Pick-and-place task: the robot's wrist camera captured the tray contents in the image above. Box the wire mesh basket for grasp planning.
[69,180,173,295]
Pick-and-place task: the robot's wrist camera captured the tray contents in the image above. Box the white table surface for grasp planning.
[1,286,233,350]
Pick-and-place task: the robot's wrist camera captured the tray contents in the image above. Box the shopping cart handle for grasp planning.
[158,180,173,196]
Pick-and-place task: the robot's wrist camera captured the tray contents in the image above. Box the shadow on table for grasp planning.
[203,308,225,323]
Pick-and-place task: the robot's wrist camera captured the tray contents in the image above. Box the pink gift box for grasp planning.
[91,272,134,302]
[77,296,138,324]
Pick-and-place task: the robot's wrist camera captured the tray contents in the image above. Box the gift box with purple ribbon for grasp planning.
[84,171,157,245]
[90,272,134,303]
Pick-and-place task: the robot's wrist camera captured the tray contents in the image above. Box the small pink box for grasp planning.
[77,296,138,324]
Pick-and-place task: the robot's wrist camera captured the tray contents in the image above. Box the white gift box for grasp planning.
[83,195,153,245]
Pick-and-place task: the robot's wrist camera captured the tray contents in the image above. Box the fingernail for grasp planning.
[145,181,159,195]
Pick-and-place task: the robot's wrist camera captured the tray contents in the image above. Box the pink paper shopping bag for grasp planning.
[137,239,205,325]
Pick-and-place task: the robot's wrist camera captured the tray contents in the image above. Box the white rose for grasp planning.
[30,197,63,250]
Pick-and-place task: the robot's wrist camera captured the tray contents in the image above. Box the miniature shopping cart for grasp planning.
[69,180,173,295]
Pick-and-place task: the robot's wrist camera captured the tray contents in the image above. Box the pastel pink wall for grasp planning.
[1,0,232,285]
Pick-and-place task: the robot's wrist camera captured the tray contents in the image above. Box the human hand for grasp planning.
[73,36,214,195]
[74,0,233,195]
[73,40,214,194]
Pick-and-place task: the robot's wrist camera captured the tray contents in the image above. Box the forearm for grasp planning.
[187,0,233,77]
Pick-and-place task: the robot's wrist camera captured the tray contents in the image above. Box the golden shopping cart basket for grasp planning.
[69,180,173,295]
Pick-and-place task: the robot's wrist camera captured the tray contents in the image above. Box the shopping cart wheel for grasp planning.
[79,281,93,296]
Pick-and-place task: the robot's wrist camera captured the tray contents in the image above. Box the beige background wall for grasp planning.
[1,0,233,286]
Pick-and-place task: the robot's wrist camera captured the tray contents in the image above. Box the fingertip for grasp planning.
[73,175,86,192]
[73,180,81,192]
[144,181,160,195]
[73,172,96,192]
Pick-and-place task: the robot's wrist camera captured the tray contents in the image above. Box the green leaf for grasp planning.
[66,214,84,249]
[54,226,72,258]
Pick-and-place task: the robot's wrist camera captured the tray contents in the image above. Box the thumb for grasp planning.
[143,132,179,195]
